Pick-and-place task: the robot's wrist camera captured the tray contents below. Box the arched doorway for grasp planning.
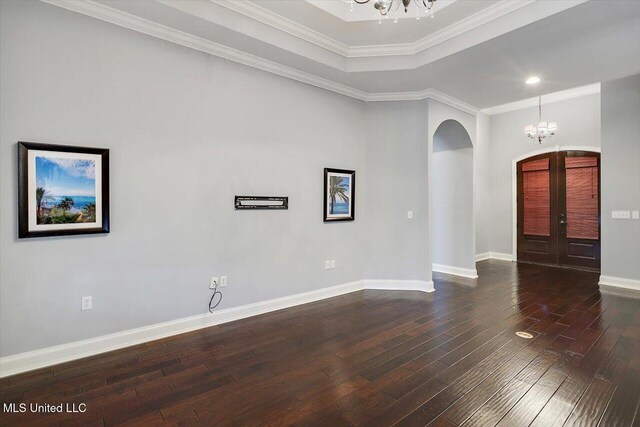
[516,149,601,270]
[431,119,476,277]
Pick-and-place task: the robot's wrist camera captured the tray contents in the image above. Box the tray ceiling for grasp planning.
[43,0,640,110]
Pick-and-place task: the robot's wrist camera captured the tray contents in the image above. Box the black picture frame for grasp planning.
[323,168,355,222]
[18,141,110,238]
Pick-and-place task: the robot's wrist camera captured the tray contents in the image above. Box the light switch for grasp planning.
[632,211,640,220]
[612,210,631,219]
[407,210,413,219]
[81,296,92,311]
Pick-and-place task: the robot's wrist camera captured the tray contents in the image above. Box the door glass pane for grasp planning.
[565,157,599,239]
[522,158,550,236]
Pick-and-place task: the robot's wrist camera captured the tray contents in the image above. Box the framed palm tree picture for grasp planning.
[18,141,110,238]
[324,168,355,222]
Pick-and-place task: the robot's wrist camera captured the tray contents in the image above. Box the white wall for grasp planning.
[601,74,640,282]
[0,0,370,356]
[485,93,601,256]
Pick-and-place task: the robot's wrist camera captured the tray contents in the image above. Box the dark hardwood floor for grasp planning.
[1,260,639,426]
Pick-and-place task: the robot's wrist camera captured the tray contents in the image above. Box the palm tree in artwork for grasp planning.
[329,176,349,214]
[58,197,75,212]
[82,202,96,222]
[35,187,49,222]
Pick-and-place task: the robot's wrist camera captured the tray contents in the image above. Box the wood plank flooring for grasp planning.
[1,260,639,426]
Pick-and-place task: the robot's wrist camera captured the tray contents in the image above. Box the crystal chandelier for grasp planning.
[352,0,437,22]
[524,96,557,144]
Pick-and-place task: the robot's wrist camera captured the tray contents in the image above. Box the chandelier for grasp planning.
[524,96,557,144]
[352,0,437,21]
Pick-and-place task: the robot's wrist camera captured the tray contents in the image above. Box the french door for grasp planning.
[517,151,600,270]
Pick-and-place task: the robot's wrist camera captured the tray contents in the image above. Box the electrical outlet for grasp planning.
[81,296,92,311]
[210,277,219,289]
[330,260,336,269]
[407,210,413,219]
[325,260,331,270]
[220,276,228,287]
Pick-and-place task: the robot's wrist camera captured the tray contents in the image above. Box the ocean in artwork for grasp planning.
[331,202,350,214]
[35,156,97,224]
[42,196,96,213]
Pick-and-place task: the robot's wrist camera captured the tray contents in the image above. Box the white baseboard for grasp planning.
[475,252,514,262]
[364,280,435,293]
[599,275,640,292]
[0,279,432,378]
[432,264,479,279]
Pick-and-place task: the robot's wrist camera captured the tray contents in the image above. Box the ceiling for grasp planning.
[45,0,640,110]
[253,0,493,46]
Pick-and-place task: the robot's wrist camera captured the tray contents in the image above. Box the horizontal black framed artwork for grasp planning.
[18,142,110,238]
[324,168,355,222]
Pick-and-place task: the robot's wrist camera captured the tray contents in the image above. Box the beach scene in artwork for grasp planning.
[328,174,351,216]
[35,155,97,224]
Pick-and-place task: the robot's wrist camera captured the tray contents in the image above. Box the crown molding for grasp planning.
[210,0,349,56]
[213,0,540,59]
[424,89,480,115]
[162,0,590,74]
[362,88,479,115]
[364,90,432,102]
[40,0,590,114]
[348,0,536,57]
[481,83,601,115]
[212,0,587,63]
[39,0,482,115]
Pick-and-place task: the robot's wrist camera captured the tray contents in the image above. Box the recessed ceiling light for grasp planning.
[526,76,541,85]
[516,331,534,339]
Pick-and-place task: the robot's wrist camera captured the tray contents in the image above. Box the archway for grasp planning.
[431,119,477,278]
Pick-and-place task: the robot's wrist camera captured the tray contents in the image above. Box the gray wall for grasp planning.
[486,93,601,256]
[4,0,627,361]
[601,74,640,281]
[1,0,467,358]
[361,101,430,280]
[474,113,491,256]
[0,0,371,356]
[432,121,474,270]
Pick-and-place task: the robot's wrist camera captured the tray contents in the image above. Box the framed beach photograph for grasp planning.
[18,142,110,238]
[324,168,355,222]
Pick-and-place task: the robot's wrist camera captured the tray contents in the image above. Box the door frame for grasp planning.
[511,145,600,262]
